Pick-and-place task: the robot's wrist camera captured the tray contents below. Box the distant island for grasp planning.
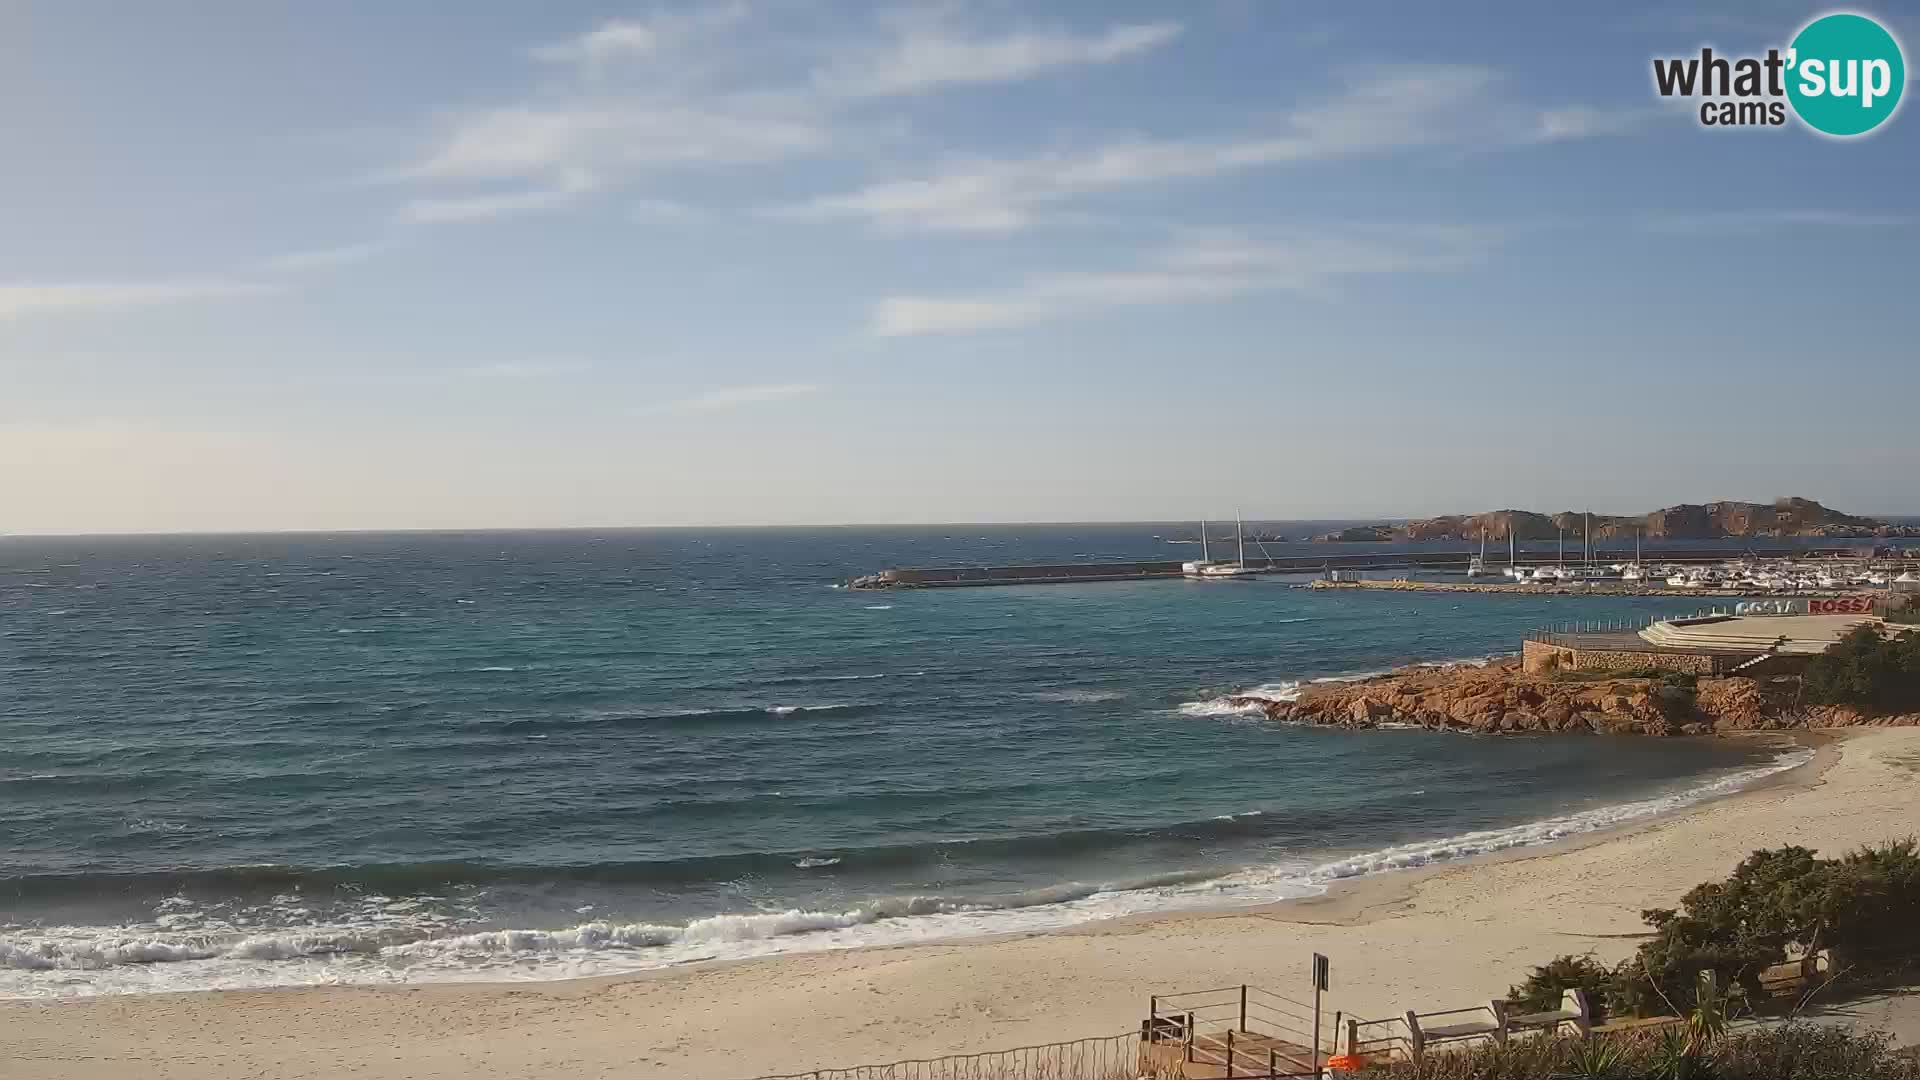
[1316,497,1915,543]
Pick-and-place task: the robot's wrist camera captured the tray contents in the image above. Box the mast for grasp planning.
[1558,527,1564,567]
[1585,511,1591,567]
[1200,518,1210,563]
[1510,529,1516,569]
[1636,528,1642,565]
[1236,511,1246,567]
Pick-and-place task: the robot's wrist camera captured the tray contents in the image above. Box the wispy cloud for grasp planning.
[641,383,823,414]
[815,18,1181,99]
[0,279,274,323]
[261,242,387,273]
[1639,209,1917,234]
[395,171,599,225]
[454,359,591,379]
[1533,106,1645,141]
[385,11,1185,227]
[629,197,704,224]
[781,67,1621,232]
[530,5,751,69]
[871,225,1490,336]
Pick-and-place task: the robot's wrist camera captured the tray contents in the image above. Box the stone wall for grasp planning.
[1521,638,1729,675]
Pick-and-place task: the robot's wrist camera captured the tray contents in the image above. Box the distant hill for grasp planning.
[1318,498,1903,542]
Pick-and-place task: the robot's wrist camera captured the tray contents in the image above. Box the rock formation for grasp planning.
[1319,498,1903,543]
[1233,660,1920,736]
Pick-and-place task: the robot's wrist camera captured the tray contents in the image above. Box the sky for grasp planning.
[2,1,1916,534]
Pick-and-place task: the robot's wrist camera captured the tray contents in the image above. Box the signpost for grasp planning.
[1312,953,1330,1077]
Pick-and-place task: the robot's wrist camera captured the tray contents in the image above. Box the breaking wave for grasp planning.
[0,748,1810,997]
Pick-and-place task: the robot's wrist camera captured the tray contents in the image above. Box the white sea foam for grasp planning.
[0,749,1812,999]
[472,666,517,672]
[794,856,842,868]
[863,604,893,611]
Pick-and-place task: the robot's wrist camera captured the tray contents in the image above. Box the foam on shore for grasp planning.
[0,746,1811,999]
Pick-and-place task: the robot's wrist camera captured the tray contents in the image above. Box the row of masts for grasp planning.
[1472,512,1646,579]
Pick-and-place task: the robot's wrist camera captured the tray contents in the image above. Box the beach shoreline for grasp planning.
[6,726,1909,1080]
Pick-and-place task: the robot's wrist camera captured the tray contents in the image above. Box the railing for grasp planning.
[1145,984,1326,1077]
[1344,1015,1415,1064]
[750,1031,1159,1080]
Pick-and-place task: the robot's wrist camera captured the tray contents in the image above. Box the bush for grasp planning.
[1350,1024,1920,1079]
[1616,841,1920,1015]
[1802,625,1920,713]
[1505,954,1617,1023]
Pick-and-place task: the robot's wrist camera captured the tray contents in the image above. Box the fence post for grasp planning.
[1240,984,1248,1033]
[1226,1028,1235,1079]
[1347,1017,1359,1059]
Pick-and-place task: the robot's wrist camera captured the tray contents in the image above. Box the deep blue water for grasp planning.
[0,526,1796,995]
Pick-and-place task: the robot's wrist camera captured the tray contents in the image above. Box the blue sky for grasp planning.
[2,1,1915,533]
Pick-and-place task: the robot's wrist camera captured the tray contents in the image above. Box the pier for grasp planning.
[847,547,1874,590]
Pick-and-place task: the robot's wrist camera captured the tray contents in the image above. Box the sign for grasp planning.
[1809,595,1877,615]
[1736,599,1807,615]
[1311,953,1330,992]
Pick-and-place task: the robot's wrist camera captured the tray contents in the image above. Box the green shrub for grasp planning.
[1615,841,1920,1015]
[1802,625,1920,712]
[1350,1025,1920,1079]
[1505,954,1618,1023]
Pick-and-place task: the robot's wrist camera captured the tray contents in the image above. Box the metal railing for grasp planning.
[1145,984,1326,1077]
[750,1031,1160,1080]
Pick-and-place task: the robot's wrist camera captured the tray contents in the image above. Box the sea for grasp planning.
[0,525,1815,998]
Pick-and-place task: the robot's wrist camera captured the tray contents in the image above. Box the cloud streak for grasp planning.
[386,11,1184,226]
[1638,209,1918,234]
[261,242,387,273]
[0,279,274,323]
[782,67,1626,232]
[815,19,1181,99]
[871,226,1490,336]
[395,172,599,225]
[641,383,823,415]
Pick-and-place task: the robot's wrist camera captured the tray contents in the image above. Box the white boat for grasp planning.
[1183,513,1261,580]
[1467,530,1489,578]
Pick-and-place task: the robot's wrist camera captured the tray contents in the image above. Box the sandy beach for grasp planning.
[5,727,1916,1080]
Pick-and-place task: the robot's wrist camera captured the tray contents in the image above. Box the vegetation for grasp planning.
[1801,625,1920,713]
[1502,841,1920,1023]
[1351,1025,1920,1079]
[1504,954,1617,1024]
[1357,842,1920,1077]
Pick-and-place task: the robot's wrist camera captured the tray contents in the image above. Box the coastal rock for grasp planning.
[1315,497,1903,543]
[1248,660,1920,737]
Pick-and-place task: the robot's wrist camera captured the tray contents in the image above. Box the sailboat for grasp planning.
[1467,529,1488,577]
[1183,512,1261,579]
[1621,530,1647,581]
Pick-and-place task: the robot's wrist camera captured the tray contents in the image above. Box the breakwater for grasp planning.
[847,547,1871,589]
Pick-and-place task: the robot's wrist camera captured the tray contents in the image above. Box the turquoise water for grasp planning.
[0,526,1794,995]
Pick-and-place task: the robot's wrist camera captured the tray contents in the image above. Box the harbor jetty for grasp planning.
[847,546,1872,590]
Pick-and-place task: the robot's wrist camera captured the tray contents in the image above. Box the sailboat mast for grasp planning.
[1236,511,1246,567]
[1558,527,1564,567]
[1585,511,1591,567]
[1200,518,1210,564]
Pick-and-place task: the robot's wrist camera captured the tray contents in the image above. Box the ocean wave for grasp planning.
[0,750,1813,997]
[498,703,879,734]
[794,857,841,868]
[1174,656,1515,720]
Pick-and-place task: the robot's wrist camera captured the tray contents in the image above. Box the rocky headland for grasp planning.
[1314,497,1914,543]
[1230,659,1920,736]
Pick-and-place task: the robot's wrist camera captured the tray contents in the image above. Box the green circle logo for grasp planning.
[1786,13,1905,136]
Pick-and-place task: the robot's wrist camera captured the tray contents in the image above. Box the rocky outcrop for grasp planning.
[1317,498,1906,543]
[1238,660,1920,736]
